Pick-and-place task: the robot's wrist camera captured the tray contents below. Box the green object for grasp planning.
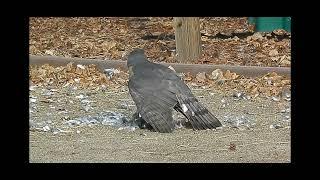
[248,17,291,32]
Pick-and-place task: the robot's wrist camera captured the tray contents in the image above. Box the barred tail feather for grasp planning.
[176,94,222,130]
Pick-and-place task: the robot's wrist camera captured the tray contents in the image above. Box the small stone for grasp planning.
[104,68,120,79]
[77,64,85,69]
[271,96,280,101]
[243,95,252,100]
[65,120,80,126]
[43,125,50,132]
[118,103,128,109]
[63,82,70,87]
[233,92,243,98]
[270,124,282,129]
[30,98,37,103]
[74,78,80,83]
[29,86,36,91]
[76,94,85,99]
[83,106,91,112]
[101,85,107,90]
[267,79,272,85]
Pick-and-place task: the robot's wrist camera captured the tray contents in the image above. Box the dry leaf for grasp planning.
[280,59,291,66]
[210,69,224,80]
[183,72,193,81]
[45,50,55,56]
[271,57,279,62]
[245,82,256,89]
[281,80,291,85]
[269,75,283,82]
[224,70,239,80]
[269,49,279,56]
[251,32,264,41]
[196,72,207,83]
[101,41,117,51]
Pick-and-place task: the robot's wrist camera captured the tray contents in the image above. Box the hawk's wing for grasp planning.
[128,64,180,133]
[129,79,176,133]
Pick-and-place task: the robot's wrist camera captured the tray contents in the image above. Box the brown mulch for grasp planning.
[29,63,290,99]
[29,17,291,67]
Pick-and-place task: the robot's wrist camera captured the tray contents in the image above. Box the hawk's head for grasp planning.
[127,48,147,68]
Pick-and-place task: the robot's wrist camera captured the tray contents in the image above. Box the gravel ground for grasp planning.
[29,84,290,163]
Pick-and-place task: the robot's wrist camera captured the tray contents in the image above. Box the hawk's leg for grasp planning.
[132,112,154,130]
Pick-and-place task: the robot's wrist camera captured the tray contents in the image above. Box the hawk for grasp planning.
[127,49,222,133]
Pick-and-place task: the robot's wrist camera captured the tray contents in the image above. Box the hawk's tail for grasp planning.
[175,94,222,130]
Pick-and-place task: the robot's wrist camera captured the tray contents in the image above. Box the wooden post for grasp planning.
[173,17,201,63]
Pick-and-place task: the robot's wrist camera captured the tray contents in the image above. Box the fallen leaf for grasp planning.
[251,32,264,41]
[45,50,55,56]
[183,72,193,81]
[281,79,291,85]
[280,59,291,66]
[196,72,207,83]
[229,143,236,151]
[101,41,117,51]
[224,70,239,80]
[269,49,279,56]
[209,69,224,80]
[271,57,279,62]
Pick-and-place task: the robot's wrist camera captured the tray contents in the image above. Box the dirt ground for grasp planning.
[29,84,290,163]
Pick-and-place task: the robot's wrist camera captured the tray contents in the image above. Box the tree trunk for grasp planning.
[174,17,201,63]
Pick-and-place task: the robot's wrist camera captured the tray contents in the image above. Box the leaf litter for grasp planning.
[30,17,290,67]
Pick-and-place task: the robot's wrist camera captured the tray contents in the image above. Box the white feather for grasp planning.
[182,104,188,113]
